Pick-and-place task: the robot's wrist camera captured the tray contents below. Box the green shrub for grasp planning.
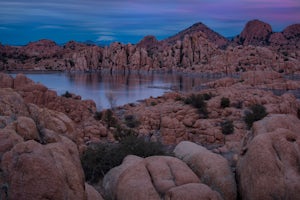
[62,91,72,98]
[81,135,166,183]
[119,135,166,158]
[34,57,41,63]
[202,93,212,100]
[175,96,184,101]
[220,97,230,108]
[113,125,137,141]
[94,111,102,121]
[124,115,140,128]
[184,94,208,118]
[69,60,75,67]
[150,101,157,106]
[221,120,234,135]
[244,104,268,129]
[81,143,121,183]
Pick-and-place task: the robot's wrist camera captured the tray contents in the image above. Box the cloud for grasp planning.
[0,26,11,30]
[36,25,65,29]
[96,36,115,41]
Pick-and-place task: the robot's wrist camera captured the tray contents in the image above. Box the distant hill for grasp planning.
[163,22,229,49]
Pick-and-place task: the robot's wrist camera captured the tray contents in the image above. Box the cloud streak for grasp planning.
[0,0,299,45]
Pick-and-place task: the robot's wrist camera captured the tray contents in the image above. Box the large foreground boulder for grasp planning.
[174,141,236,200]
[252,114,300,136]
[237,114,300,200]
[0,87,93,200]
[1,137,86,200]
[103,155,222,200]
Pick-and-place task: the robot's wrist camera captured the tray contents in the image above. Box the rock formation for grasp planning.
[237,114,300,200]
[174,141,236,200]
[234,19,272,46]
[0,87,104,200]
[0,73,111,151]
[103,154,224,200]
[1,20,299,74]
[119,71,300,146]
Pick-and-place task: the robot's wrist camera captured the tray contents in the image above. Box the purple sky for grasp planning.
[0,0,299,45]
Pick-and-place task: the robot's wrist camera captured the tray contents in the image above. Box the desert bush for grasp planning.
[221,120,234,135]
[124,115,140,128]
[81,143,120,183]
[202,93,212,100]
[61,91,72,98]
[220,97,230,108]
[150,101,157,106]
[69,60,75,67]
[244,104,267,129]
[184,94,208,118]
[81,135,166,183]
[94,111,102,121]
[119,135,166,158]
[103,109,118,128]
[113,125,137,141]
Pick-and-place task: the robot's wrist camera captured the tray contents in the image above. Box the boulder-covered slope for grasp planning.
[1,71,300,199]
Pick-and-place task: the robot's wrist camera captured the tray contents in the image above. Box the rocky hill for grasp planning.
[234,19,273,46]
[0,20,300,74]
[163,22,229,48]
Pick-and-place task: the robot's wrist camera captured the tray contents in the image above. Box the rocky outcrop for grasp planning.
[119,72,300,147]
[0,73,110,148]
[0,87,95,200]
[237,114,300,200]
[252,114,300,136]
[103,154,223,200]
[282,24,300,40]
[234,19,272,46]
[1,138,86,200]
[21,39,61,58]
[164,22,229,49]
[174,141,236,200]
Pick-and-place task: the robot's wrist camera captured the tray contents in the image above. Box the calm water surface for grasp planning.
[10,71,222,109]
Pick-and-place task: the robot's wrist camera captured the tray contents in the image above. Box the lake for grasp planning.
[10,71,225,109]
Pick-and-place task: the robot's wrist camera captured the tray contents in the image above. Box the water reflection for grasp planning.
[10,71,221,109]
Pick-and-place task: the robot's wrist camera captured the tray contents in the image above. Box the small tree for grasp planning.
[103,109,117,128]
[106,90,117,109]
[62,91,72,98]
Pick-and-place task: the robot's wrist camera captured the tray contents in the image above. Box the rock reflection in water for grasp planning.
[12,71,220,109]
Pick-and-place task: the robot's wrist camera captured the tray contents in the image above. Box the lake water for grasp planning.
[10,71,224,109]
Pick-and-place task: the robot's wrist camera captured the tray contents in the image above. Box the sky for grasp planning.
[0,0,299,45]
